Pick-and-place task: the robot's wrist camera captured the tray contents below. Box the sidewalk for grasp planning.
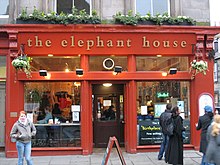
[0,149,202,165]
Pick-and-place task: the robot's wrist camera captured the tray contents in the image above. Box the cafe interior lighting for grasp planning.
[103,83,112,87]
[65,63,70,72]
[44,72,51,79]
[162,72,168,76]
[76,69,83,76]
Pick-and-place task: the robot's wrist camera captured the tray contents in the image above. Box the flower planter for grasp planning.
[138,20,156,25]
[178,21,194,26]
[16,19,53,24]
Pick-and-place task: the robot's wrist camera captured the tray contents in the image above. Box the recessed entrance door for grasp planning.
[92,84,124,148]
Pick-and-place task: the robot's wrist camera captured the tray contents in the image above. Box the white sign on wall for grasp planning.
[198,94,213,116]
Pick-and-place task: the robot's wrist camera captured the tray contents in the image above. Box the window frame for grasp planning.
[0,0,9,18]
[54,0,92,15]
[134,0,170,16]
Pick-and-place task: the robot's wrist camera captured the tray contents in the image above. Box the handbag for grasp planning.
[11,137,17,143]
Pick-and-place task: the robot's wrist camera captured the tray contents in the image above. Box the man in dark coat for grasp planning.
[196,105,213,165]
[158,103,172,160]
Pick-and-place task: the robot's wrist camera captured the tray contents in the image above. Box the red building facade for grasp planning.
[1,24,219,157]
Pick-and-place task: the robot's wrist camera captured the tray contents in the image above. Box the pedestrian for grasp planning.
[165,106,185,165]
[196,105,214,165]
[158,103,172,160]
[205,114,220,165]
[10,111,37,165]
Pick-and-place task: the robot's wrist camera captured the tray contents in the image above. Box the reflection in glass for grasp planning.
[31,56,80,72]
[24,81,81,147]
[136,81,190,145]
[136,56,188,71]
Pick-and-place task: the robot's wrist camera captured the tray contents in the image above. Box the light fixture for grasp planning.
[76,69,83,76]
[65,63,70,72]
[103,83,112,87]
[113,66,122,75]
[39,70,47,76]
[169,68,177,75]
[48,54,53,57]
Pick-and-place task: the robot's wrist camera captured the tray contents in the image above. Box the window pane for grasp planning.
[0,0,9,15]
[74,0,90,14]
[31,56,80,72]
[136,56,188,71]
[136,0,151,15]
[89,56,127,71]
[24,81,81,147]
[137,81,190,145]
[153,0,168,15]
[0,56,6,78]
[57,0,73,14]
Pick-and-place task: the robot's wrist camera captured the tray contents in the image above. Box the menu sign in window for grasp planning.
[139,119,163,145]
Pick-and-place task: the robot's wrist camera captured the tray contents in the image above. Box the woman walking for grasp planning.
[10,111,36,165]
[206,114,220,165]
[165,106,185,165]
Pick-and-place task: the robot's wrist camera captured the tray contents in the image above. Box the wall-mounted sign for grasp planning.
[198,93,214,116]
[157,92,169,98]
[103,100,111,106]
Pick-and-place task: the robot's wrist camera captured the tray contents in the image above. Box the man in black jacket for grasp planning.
[196,105,213,165]
[158,103,172,160]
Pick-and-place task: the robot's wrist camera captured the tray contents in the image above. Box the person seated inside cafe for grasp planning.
[35,106,53,140]
[52,103,62,120]
[103,105,116,120]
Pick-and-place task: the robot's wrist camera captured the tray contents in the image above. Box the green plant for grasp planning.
[190,59,208,76]
[12,55,32,78]
[113,10,139,25]
[17,7,101,25]
[174,16,196,25]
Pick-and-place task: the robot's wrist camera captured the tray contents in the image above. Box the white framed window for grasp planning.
[0,0,9,18]
[55,0,92,15]
[135,0,170,16]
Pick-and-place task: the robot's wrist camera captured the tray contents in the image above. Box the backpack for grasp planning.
[161,112,174,136]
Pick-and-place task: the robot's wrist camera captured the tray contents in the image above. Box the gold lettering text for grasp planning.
[45,40,52,47]
[35,36,42,47]
[61,40,68,47]
[142,37,150,47]
[181,41,187,47]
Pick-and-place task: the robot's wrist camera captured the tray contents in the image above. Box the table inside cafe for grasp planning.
[32,123,81,147]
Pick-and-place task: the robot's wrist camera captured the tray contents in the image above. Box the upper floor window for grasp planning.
[57,0,91,14]
[0,0,9,18]
[135,0,170,16]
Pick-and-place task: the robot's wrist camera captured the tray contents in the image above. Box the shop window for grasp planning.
[31,56,80,72]
[136,56,188,71]
[57,0,91,14]
[135,0,170,16]
[0,0,9,17]
[136,81,190,146]
[89,56,128,71]
[0,56,6,79]
[24,82,81,148]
